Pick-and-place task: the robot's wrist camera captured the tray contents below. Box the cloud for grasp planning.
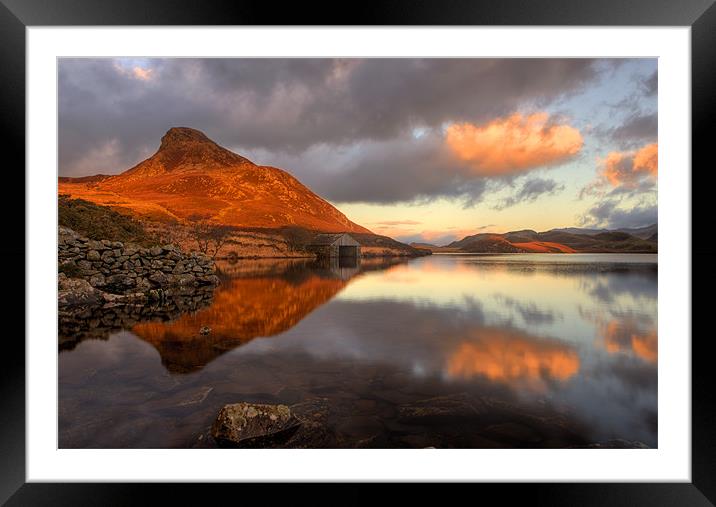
[445,113,583,176]
[308,132,494,205]
[65,138,122,176]
[493,177,564,210]
[390,228,478,246]
[112,61,155,81]
[603,143,657,187]
[610,112,657,142]
[132,67,154,81]
[59,58,601,179]
[580,142,658,200]
[579,200,657,229]
[641,70,658,96]
[372,220,422,226]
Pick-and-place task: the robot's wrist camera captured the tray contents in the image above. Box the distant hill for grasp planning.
[551,224,657,240]
[409,242,461,253]
[448,225,657,254]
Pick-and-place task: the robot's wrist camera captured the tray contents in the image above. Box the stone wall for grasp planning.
[58,226,219,299]
[59,285,215,351]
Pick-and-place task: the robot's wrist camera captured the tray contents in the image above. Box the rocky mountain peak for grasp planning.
[159,127,213,149]
[152,127,253,170]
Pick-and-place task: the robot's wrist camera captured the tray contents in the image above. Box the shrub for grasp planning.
[58,195,159,246]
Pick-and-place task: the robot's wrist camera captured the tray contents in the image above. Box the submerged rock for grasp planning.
[211,403,301,447]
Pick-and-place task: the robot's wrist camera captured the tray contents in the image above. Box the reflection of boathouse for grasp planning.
[307,233,361,261]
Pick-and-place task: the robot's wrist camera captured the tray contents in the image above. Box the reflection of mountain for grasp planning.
[446,328,580,392]
[58,286,215,351]
[131,257,408,373]
[132,275,347,373]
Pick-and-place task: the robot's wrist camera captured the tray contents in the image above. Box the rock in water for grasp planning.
[211,403,300,447]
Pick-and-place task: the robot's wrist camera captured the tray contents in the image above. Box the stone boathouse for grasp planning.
[306,233,361,260]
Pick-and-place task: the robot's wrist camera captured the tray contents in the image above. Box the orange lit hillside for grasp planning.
[58,127,371,233]
[511,241,577,253]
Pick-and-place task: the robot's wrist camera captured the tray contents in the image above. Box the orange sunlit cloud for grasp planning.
[132,67,154,81]
[446,328,580,391]
[445,113,583,176]
[602,142,658,187]
[371,225,477,245]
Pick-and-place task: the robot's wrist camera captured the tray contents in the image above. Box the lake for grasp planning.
[59,253,658,448]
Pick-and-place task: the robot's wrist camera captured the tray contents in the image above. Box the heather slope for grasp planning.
[58,127,371,234]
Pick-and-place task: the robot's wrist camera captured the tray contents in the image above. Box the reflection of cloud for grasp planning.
[446,328,580,391]
[598,320,657,364]
[494,294,559,325]
[631,331,658,363]
[581,271,658,305]
[445,113,583,175]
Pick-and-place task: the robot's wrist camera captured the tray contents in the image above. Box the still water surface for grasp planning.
[59,253,657,448]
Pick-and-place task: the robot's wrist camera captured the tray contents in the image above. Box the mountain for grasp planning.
[551,224,657,240]
[58,127,371,234]
[449,227,657,254]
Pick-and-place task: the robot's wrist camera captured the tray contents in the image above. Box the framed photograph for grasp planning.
[3,0,713,503]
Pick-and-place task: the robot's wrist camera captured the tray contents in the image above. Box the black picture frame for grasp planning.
[2,0,712,504]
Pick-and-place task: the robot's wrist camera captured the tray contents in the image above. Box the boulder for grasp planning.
[105,273,136,290]
[176,273,197,286]
[89,274,106,287]
[58,277,103,307]
[211,403,301,447]
[77,260,93,271]
[87,240,105,251]
[148,271,169,286]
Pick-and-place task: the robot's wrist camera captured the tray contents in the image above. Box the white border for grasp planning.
[27,27,690,482]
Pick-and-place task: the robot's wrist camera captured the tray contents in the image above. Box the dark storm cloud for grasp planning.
[59,58,601,179]
[493,177,564,210]
[579,200,657,229]
[641,70,658,96]
[610,112,657,142]
[307,133,493,205]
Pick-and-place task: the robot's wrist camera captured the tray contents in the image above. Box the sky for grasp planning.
[58,58,658,245]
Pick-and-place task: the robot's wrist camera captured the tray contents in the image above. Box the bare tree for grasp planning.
[187,215,233,258]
